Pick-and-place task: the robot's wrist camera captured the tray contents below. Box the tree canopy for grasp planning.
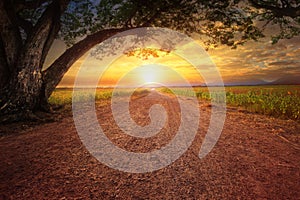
[11,0,299,48]
[59,0,300,47]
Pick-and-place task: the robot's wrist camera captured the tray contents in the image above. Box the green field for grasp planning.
[48,88,150,105]
[49,85,300,120]
[160,85,300,120]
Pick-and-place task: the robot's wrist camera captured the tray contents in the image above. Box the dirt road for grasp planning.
[0,91,299,199]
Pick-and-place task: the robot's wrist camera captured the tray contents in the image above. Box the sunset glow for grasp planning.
[67,47,206,88]
[45,36,300,88]
[140,66,159,83]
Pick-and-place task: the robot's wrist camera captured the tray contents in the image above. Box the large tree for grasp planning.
[0,0,299,122]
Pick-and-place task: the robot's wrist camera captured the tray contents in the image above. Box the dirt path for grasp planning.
[0,91,299,199]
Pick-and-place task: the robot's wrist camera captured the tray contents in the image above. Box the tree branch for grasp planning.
[141,5,171,27]
[43,28,130,98]
[39,0,70,68]
[17,0,69,70]
[249,0,300,18]
[0,36,10,89]
[0,0,22,68]
[25,0,67,48]
[15,0,51,12]
[16,14,34,35]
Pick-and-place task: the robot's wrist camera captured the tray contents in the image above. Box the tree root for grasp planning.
[0,109,59,124]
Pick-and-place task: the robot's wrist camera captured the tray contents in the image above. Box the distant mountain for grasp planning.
[271,76,300,85]
[222,76,300,86]
[224,79,269,86]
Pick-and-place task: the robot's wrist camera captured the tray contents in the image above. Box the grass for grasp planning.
[49,88,112,105]
[48,88,150,105]
[49,85,300,120]
[160,85,300,120]
[225,86,300,120]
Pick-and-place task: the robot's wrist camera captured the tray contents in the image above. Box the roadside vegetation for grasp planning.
[49,85,300,120]
[160,85,300,120]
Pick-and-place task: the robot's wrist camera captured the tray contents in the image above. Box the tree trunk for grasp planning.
[0,41,52,121]
[0,37,9,89]
[0,28,127,122]
[0,0,129,122]
[0,0,68,122]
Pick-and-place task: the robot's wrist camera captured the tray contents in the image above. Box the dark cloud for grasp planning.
[268,61,300,66]
[208,35,300,84]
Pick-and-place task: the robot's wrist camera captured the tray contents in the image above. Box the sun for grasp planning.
[138,65,161,84]
[142,70,156,83]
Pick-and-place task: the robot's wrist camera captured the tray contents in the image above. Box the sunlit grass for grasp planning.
[224,86,300,120]
[48,88,112,105]
[160,85,300,120]
[49,85,300,120]
[48,88,74,105]
[48,88,150,105]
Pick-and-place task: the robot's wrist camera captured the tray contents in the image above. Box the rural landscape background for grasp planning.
[1,0,300,199]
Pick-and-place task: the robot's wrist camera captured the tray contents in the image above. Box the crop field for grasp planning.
[49,85,300,120]
[160,85,300,120]
[48,88,150,105]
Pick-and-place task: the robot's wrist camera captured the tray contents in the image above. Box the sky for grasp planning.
[44,33,300,88]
